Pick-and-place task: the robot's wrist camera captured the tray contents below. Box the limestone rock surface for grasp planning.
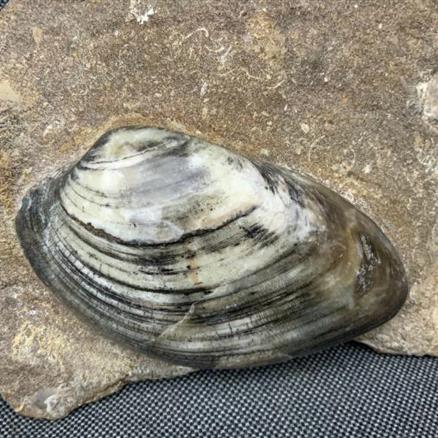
[0,0,437,419]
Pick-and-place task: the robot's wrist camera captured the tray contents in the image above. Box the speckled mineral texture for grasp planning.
[0,0,437,420]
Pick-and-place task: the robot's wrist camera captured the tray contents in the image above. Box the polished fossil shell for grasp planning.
[16,126,408,369]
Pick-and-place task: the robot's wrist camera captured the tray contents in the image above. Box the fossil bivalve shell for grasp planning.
[16,126,408,369]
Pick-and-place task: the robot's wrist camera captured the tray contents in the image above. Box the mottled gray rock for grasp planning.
[417,72,438,129]
[0,0,437,420]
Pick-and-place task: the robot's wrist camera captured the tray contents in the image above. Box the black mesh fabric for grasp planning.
[1,343,438,437]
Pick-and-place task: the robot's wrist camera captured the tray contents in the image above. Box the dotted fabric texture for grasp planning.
[1,343,438,437]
